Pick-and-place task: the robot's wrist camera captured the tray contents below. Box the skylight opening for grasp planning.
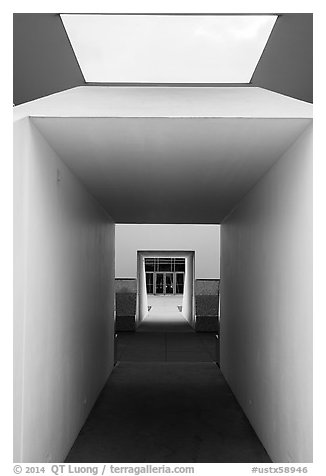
[61,14,277,84]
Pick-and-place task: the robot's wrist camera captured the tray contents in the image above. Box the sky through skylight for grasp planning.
[61,14,277,83]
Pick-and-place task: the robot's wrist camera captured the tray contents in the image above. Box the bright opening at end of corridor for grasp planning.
[139,256,191,332]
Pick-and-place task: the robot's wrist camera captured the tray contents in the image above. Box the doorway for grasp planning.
[137,251,195,328]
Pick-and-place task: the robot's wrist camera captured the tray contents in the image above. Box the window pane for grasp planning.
[158,258,172,272]
[145,259,155,272]
[175,259,185,272]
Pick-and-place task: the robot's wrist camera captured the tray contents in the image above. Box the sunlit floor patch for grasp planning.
[138,295,192,332]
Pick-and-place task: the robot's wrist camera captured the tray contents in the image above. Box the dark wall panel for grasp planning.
[251,14,313,103]
[14,13,85,105]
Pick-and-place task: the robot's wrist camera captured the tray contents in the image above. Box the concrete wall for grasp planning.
[195,279,220,298]
[115,279,137,331]
[116,224,220,279]
[220,125,312,462]
[14,14,85,105]
[14,118,115,462]
[195,280,220,332]
[251,14,313,103]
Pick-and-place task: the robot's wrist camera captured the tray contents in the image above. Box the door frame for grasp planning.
[137,250,195,327]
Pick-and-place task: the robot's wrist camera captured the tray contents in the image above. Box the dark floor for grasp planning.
[66,299,270,463]
[66,359,271,463]
[117,331,218,362]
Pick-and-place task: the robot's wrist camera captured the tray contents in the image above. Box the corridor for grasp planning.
[65,290,271,463]
[65,297,270,463]
[13,13,313,465]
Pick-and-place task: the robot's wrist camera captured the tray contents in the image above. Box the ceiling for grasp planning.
[32,115,310,224]
[13,13,313,105]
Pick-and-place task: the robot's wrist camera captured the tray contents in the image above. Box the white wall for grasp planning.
[137,253,148,325]
[115,224,220,279]
[182,253,195,326]
[14,118,115,463]
[220,125,312,462]
[13,86,313,120]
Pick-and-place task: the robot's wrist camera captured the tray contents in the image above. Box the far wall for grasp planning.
[115,224,220,279]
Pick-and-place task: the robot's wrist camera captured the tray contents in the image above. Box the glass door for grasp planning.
[155,273,175,295]
[146,273,154,294]
[155,273,164,294]
[176,273,184,294]
[165,273,174,294]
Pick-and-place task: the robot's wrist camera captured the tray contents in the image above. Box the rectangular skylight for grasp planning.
[61,14,277,83]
